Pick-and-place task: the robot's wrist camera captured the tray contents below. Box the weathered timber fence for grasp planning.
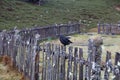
[0,23,81,80]
[0,23,120,80]
[97,23,120,34]
[0,29,41,80]
[24,23,81,40]
[40,37,120,80]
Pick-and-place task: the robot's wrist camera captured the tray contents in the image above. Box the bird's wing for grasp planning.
[66,36,71,39]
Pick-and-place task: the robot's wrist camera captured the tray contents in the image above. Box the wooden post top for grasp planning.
[89,36,103,47]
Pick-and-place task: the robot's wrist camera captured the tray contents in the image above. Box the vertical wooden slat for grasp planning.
[115,52,120,65]
[34,52,40,80]
[29,38,34,80]
[51,44,54,80]
[54,44,60,80]
[98,23,101,34]
[86,39,93,80]
[87,37,103,80]
[42,44,46,80]
[104,51,111,80]
[46,43,52,80]
[79,48,84,80]
[113,52,120,80]
[51,44,56,80]
[78,23,81,33]
[67,46,73,80]
[73,47,78,80]
[59,46,66,80]
[102,23,105,34]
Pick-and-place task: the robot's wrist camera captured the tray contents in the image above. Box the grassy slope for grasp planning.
[0,0,120,30]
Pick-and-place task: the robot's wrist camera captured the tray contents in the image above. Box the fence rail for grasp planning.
[20,23,81,40]
[98,23,120,34]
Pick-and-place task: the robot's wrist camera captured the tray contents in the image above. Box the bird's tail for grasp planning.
[69,40,72,43]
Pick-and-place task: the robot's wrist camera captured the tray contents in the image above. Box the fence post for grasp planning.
[87,36,103,80]
[2,30,7,56]
[73,47,78,80]
[58,25,60,35]
[104,51,112,80]
[105,23,109,34]
[97,23,101,34]
[79,48,84,80]
[45,43,52,80]
[35,34,41,80]
[113,52,120,80]
[78,23,81,34]
[54,44,60,80]
[67,47,73,80]
[0,32,3,56]
[13,29,20,68]
[102,23,105,34]
[31,33,40,80]
[59,46,66,80]
[42,43,47,80]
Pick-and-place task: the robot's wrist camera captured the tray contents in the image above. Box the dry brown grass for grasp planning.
[2,55,13,67]
[0,55,26,80]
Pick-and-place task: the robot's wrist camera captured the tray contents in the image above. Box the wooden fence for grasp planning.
[0,23,120,80]
[0,29,40,80]
[21,23,81,40]
[0,23,81,80]
[97,23,120,34]
[39,38,120,80]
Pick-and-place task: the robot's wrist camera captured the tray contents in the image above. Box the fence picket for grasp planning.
[51,44,56,80]
[55,45,60,80]
[114,52,120,80]
[79,48,84,80]
[42,44,46,80]
[59,46,66,80]
[73,47,78,80]
[67,47,73,80]
[104,51,112,80]
[46,43,52,80]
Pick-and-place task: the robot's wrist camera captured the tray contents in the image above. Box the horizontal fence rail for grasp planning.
[98,23,120,35]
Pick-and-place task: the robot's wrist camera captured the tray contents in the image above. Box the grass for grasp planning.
[0,0,120,30]
[0,60,22,80]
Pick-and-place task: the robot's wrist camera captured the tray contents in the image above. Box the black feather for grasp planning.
[59,35,72,46]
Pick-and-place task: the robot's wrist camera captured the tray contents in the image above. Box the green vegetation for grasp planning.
[0,0,120,30]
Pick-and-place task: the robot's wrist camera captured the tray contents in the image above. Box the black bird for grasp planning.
[59,35,72,46]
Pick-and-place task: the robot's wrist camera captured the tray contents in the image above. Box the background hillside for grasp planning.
[0,0,120,30]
